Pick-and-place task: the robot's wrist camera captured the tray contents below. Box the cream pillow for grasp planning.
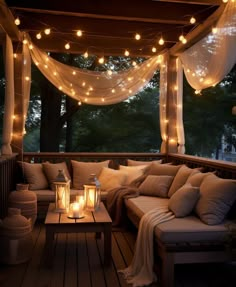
[18,161,48,190]
[42,162,71,188]
[168,165,200,198]
[195,174,236,225]
[186,172,213,187]
[168,183,200,217]
[98,167,127,191]
[139,175,173,197]
[127,159,162,166]
[71,160,109,189]
[119,165,148,185]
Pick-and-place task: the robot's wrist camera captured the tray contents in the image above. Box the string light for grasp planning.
[98,57,105,64]
[152,47,157,53]
[83,51,88,58]
[107,70,112,75]
[78,101,82,106]
[135,33,141,40]
[36,33,42,39]
[65,43,70,50]
[190,17,196,24]
[44,28,51,35]
[76,30,83,37]
[158,37,164,45]
[212,27,218,34]
[14,17,20,26]
[124,50,130,56]
[13,53,17,58]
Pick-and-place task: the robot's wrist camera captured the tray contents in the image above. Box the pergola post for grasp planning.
[166,55,178,154]
[11,42,24,155]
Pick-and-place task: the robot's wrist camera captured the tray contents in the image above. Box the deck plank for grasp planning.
[64,233,77,287]
[77,233,91,287]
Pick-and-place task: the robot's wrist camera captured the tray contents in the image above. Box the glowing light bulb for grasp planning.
[72,71,76,75]
[190,17,196,24]
[98,57,104,64]
[222,0,228,3]
[112,89,115,93]
[13,53,17,59]
[36,33,42,39]
[179,35,184,41]
[78,101,82,106]
[65,43,70,50]
[182,37,187,44]
[84,51,88,58]
[25,76,30,81]
[76,30,83,37]
[29,44,33,50]
[22,39,28,45]
[107,70,112,76]
[44,28,51,35]
[212,27,218,34]
[158,37,164,45]
[124,50,130,56]
[101,98,105,102]
[132,61,137,66]
[15,17,20,26]
[152,47,157,53]
[135,33,141,40]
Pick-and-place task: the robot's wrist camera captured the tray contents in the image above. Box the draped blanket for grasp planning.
[119,207,175,287]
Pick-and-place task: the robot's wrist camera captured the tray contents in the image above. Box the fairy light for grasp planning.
[158,37,164,45]
[98,57,105,64]
[212,27,218,34]
[22,39,28,45]
[82,82,86,87]
[78,101,82,106]
[36,33,42,39]
[135,33,141,40]
[53,72,57,76]
[182,37,187,44]
[72,71,76,75]
[59,86,62,90]
[13,53,17,59]
[12,115,16,120]
[112,89,115,93]
[195,90,201,95]
[65,43,70,50]
[76,30,83,37]
[29,44,33,50]
[84,51,88,58]
[190,17,196,24]
[152,47,157,53]
[124,50,130,56]
[44,28,51,35]
[15,17,20,26]
[107,70,112,76]
[132,61,137,66]
[101,98,105,102]
[25,76,30,81]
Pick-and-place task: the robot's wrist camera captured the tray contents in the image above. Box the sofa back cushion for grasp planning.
[168,183,200,217]
[139,175,173,197]
[148,163,182,177]
[98,167,127,190]
[71,160,109,189]
[168,165,199,197]
[119,165,148,185]
[186,172,213,187]
[127,159,162,166]
[195,174,236,225]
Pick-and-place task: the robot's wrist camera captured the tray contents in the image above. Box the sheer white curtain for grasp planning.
[25,33,162,106]
[180,1,236,91]
[1,35,14,155]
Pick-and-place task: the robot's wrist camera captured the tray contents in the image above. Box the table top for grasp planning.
[45,202,112,225]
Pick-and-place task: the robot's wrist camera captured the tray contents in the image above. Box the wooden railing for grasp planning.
[0,154,18,218]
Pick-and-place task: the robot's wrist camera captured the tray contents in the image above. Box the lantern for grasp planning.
[84,174,101,211]
[54,169,70,213]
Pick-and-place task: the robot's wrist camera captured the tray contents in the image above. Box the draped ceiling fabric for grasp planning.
[180,0,236,91]
[25,33,163,106]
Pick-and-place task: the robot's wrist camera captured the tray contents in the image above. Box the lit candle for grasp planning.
[76,195,85,210]
[72,202,81,218]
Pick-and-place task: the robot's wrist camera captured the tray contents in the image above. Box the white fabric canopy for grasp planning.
[25,33,163,106]
[180,1,236,91]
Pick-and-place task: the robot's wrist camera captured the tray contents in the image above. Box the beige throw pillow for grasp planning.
[186,172,213,187]
[18,161,48,190]
[168,165,200,198]
[119,165,148,185]
[42,162,71,188]
[168,183,200,217]
[71,160,109,189]
[98,167,127,191]
[195,174,236,225]
[127,159,162,166]
[148,163,182,177]
[139,175,173,197]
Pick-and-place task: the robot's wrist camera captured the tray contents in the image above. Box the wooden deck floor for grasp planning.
[0,221,236,287]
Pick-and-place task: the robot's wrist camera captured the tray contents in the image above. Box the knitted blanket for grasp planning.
[119,207,175,287]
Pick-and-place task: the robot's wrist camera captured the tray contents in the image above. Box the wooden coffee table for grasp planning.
[44,202,112,267]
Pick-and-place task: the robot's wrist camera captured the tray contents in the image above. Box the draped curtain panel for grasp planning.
[180,1,236,91]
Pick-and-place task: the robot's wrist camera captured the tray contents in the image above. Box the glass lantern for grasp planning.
[84,174,101,211]
[54,169,70,213]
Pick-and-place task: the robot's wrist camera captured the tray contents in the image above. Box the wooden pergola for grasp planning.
[0,0,226,154]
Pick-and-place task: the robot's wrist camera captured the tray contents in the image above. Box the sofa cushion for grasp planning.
[98,167,127,190]
[127,159,162,166]
[139,175,173,197]
[71,160,110,189]
[168,183,200,217]
[119,165,148,185]
[186,172,213,187]
[168,165,199,197]
[42,162,71,188]
[148,163,182,177]
[195,174,236,225]
[18,161,49,190]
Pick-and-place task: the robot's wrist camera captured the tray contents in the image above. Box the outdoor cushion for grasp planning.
[119,165,148,185]
[127,159,162,166]
[168,165,200,197]
[195,174,236,225]
[168,183,200,217]
[139,175,173,197]
[18,161,49,190]
[98,167,127,190]
[71,160,109,189]
[148,163,182,177]
[42,162,71,188]
[186,171,213,187]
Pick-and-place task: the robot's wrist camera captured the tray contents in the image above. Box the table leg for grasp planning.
[103,223,112,266]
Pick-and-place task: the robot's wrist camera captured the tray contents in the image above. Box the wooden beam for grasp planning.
[0,0,21,41]
[155,0,221,5]
[170,4,225,56]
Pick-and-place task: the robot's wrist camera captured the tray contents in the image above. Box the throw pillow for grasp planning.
[119,165,148,185]
[168,165,200,197]
[71,160,110,189]
[168,183,200,217]
[42,162,71,188]
[195,174,236,225]
[139,175,174,197]
[186,172,213,187]
[148,163,182,177]
[127,159,162,166]
[98,167,127,191]
[18,161,48,190]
